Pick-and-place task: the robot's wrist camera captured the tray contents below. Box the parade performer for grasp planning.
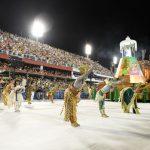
[62,65,93,127]
[87,86,92,99]
[91,85,97,100]
[142,79,150,103]
[119,83,141,114]
[95,78,123,118]
[0,77,5,102]
[48,85,60,103]
[26,79,34,104]
[2,79,14,105]
[8,80,26,112]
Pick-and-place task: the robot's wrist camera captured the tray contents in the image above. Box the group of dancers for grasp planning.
[0,77,61,111]
[63,65,142,127]
[1,78,26,112]
[0,64,142,127]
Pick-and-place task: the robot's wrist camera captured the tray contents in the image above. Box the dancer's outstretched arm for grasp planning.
[74,66,93,89]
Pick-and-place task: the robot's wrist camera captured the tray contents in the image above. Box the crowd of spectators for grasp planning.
[0,29,112,76]
[0,61,71,78]
[139,60,150,67]
[0,75,91,100]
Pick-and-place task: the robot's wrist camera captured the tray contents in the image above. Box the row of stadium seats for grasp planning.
[0,29,111,76]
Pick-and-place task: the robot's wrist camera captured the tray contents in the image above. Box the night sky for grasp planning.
[0,0,150,69]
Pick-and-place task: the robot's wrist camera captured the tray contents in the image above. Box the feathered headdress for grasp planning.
[80,64,89,75]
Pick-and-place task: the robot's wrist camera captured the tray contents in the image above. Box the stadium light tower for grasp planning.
[85,44,92,58]
[113,56,118,73]
[113,56,118,65]
[31,19,45,42]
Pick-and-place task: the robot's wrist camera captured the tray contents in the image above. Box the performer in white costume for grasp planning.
[8,79,26,112]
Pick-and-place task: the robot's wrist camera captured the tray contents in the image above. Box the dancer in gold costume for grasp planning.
[63,65,93,127]
[48,85,60,103]
[2,79,14,105]
[26,80,34,104]
[0,77,5,102]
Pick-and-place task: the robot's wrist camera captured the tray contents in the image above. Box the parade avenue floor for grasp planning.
[0,100,150,150]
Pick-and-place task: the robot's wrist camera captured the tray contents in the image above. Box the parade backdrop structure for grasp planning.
[115,36,146,113]
[115,36,145,83]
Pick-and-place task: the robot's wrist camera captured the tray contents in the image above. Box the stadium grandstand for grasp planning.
[0,29,112,99]
[0,29,112,78]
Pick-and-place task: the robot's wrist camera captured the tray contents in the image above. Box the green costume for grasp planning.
[142,88,148,103]
[114,87,119,102]
[95,79,121,117]
[119,87,140,114]
[110,89,114,101]
[92,86,96,100]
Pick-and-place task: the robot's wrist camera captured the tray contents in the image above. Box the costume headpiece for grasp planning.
[79,64,89,75]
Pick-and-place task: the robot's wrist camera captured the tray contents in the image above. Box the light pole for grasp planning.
[85,44,92,58]
[113,56,118,74]
[31,19,45,42]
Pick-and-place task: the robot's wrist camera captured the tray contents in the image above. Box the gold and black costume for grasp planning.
[2,82,14,105]
[62,65,93,127]
[26,84,34,104]
[48,85,59,103]
[64,84,81,127]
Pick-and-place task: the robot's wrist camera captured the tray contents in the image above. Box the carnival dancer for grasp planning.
[2,79,14,105]
[26,79,34,104]
[48,84,60,103]
[0,77,5,102]
[62,65,93,127]
[8,80,25,112]
[87,86,92,99]
[119,83,141,114]
[95,78,124,118]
